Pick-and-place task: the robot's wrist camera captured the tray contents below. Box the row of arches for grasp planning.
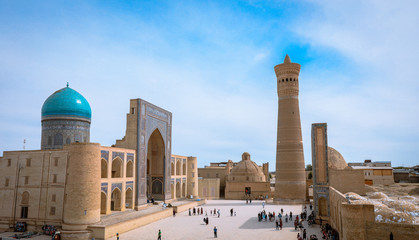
[47,133,86,146]
[101,188,133,214]
[101,158,134,178]
[279,78,298,83]
[170,182,186,199]
[170,160,186,176]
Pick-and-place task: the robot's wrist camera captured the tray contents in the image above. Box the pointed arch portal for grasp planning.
[146,129,165,200]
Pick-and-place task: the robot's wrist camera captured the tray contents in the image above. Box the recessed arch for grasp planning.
[101,159,108,178]
[176,160,181,175]
[126,160,133,178]
[146,129,165,200]
[125,188,133,209]
[111,188,122,211]
[171,183,175,199]
[182,182,186,198]
[318,197,327,216]
[111,157,123,178]
[100,192,107,214]
[176,182,181,198]
[54,133,63,146]
[171,162,175,175]
[182,162,186,176]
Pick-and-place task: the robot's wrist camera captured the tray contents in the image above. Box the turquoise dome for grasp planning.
[42,86,91,120]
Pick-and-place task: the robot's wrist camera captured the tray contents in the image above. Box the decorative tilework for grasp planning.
[101,182,108,194]
[126,181,134,190]
[111,183,122,192]
[147,106,168,119]
[112,152,125,161]
[101,150,109,161]
[127,153,134,162]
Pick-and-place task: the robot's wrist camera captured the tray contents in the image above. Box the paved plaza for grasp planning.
[114,200,322,240]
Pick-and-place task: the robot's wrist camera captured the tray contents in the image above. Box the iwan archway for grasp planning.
[146,129,165,200]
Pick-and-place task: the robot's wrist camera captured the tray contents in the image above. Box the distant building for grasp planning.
[393,166,419,183]
[198,154,269,198]
[224,152,271,200]
[348,160,394,185]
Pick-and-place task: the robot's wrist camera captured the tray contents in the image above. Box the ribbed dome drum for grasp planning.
[41,85,91,150]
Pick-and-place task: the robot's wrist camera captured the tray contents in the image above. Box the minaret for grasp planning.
[274,54,306,203]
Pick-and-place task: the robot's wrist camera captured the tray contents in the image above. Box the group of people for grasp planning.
[188,207,204,216]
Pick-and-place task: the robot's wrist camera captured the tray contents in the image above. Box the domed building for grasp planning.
[328,147,348,170]
[225,152,271,200]
[41,84,92,149]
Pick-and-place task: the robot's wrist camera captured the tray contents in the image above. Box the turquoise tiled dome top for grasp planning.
[41,86,91,120]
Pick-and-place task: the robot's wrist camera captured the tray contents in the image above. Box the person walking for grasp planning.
[173,209,176,217]
[262,201,265,208]
[189,208,191,216]
[275,220,279,230]
[230,208,233,216]
[303,229,307,240]
[157,229,161,240]
[213,226,217,238]
[116,233,119,240]
[280,218,283,230]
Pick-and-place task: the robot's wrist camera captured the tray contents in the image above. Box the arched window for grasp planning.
[54,134,63,146]
[126,161,133,178]
[183,163,186,176]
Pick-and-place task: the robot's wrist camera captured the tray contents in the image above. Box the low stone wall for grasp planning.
[329,187,346,234]
[329,186,419,240]
[366,221,419,240]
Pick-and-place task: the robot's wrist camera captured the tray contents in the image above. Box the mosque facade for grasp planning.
[0,85,199,239]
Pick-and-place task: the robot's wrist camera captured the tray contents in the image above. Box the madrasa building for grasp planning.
[0,85,199,239]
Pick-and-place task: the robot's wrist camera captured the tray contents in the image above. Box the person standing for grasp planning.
[303,229,306,240]
[157,229,161,240]
[173,209,176,217]
[275,220,279,230]
[189,208,191,216]
[262,201,265,208]
[230,208,233,216]
[213,226,217,238]
[116,233,119,240]
[280,218,283,230]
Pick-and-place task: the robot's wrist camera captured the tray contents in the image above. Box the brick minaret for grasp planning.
[274,55,306,203]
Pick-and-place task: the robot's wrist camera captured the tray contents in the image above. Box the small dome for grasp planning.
[328,147,348,170]
[229,153,266,182]
[42,86,91,120]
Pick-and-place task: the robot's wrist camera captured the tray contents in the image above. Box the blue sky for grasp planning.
[1,0,418,169]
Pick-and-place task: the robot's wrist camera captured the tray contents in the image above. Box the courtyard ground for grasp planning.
[113,200,322,240]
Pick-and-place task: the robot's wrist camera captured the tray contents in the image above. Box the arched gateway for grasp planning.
[114,99,172,207]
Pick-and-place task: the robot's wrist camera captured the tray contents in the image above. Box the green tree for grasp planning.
[308,171,313,179]
[306,164,312,171]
